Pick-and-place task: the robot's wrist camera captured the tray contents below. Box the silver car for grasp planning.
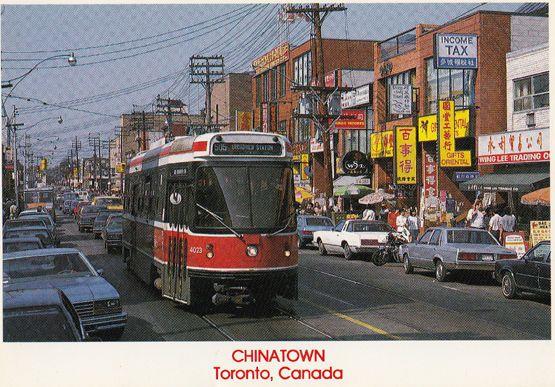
[399,227,517,282]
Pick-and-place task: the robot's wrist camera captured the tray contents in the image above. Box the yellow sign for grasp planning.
[252,42,290,75]
[530,220,550,246]
[438,101,471,167]
[39,158,47,171]
[418,109,470,142]
[73,168,79,178]
[300,153,309,180]
[370,131,394,158]
[236,111,253,131]
[395,126,417,185]
[116,163,126,173]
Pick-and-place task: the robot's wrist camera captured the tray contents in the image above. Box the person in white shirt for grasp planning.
[488,208,502,241]
[466,203,485,229]
[362,206,375,221]
[407,210,420,242]
[500,207,516,236]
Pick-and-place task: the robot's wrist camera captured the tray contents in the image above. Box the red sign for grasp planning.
[335,109,366,130]
[478,150,550,165]
[261,103,268,132]
[478,128,549,165]
[325,71,336,88]
[423,150,438,198]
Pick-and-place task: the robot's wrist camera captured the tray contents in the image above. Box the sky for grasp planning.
[1,2,521,164]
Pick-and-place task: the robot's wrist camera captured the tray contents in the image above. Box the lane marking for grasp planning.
[301,299,401,340]
[441,285,462,292]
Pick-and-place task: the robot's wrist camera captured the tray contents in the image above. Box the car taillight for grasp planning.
[498,254,516,260]
[458,252,477,261]
[301,230,313,235]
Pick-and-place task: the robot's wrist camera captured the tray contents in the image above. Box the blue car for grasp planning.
[3,248,127,340]
[296,215,334,248]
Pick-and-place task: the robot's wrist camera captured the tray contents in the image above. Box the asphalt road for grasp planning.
[57,212,551,341]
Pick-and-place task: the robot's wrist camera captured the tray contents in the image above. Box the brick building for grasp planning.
[251,38,377,195]
[210,72,253,131]
[370,11,548,221]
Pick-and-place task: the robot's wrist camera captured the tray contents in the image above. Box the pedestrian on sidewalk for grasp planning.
[466,201,485,229]
[407,210,420,242]
[488,207,502,242]
[500,207,517,240]
[388,207,399,229]
[362,205,375,221]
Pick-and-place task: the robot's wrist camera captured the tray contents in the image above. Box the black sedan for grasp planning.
[102,216,123,253]
[3,248,127,339]
[495,241,550,299]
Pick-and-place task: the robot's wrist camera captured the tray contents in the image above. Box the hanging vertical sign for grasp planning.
[261,103,268,132]
[423,150,438,198]
[395,126,417,184]
[438,100,471,167]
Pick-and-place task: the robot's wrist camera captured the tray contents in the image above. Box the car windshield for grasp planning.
[96,198,121,206]
[4,307,77,342]
[194,165,295,232]
[107,219,123,230]
[95,213,110,222]
[353,222,394,232]
[20,215,53,226]
[4,253,93,280]
[446,230,498,245]
[305,217,333,227]
[3,241,42,253]
[82,206,102,214]
[5,219,46,229]
[4,230,50,243]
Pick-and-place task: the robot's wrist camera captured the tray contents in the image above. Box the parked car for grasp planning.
[3,226,57,248]
[3,237,44,253]
[400,227,517,282]
[102,216,123,253]
[18,212,58,244]
[92,196,123,211]
[3,287,86,342]
[495,241,550,299]
[93,211,119,239]
[4,218,48,231]
[313,219,395,260]
[3,248,127,339]
[296,215,334,248]
[78,205,107,232]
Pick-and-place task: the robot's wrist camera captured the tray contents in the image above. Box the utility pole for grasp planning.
[88,134,101,192]
[8,106,24,209]
[72,136,82,188]
[286,3,346,200]
[190,55,225,133]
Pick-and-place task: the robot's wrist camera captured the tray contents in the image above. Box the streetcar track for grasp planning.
[274,305,335,340]
[299,264,547,340]
[200,314,236,341]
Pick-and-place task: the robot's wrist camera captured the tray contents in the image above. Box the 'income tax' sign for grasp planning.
[435,33,478,69]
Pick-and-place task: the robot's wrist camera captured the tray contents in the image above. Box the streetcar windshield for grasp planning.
[24,191,53,204]
[194,165,295,232]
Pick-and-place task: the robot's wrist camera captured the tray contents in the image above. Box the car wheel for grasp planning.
[501,272,518,299]
[318,240,327,256]
[435,260,447,282]
[343,243,353,260]
[297,237,304,249]
[403,254,413,274]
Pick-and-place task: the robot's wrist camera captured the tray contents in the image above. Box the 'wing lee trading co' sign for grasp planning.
[477,127,549,165]
[435,33,478,69]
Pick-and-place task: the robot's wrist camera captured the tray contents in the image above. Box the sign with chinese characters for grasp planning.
[477,127,549,165]
[342,151,371,175]
[395,126,416,185]
[530,220,550,246]
[252,42,289,75]
[438,100,471,167]
[301,153,309,180]
[370,131,394,158]
[341,84,371,109]
[388,84,412,115]
[435,33,478,69]
[418,109,470,141]
[454,171,480,182]
[503,232,527,258]
[335,109,366,130]
[423,150,438,199]
[325,70,336,87]
[310,138,323,153]
[261,103,268,132]
[235,111,253,131]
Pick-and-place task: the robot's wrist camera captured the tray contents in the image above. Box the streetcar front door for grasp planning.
[162,180,191,304]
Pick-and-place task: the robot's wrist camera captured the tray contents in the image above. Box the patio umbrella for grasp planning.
[333,184,373,197]
[521,187,550,206]
[358,189,395,205]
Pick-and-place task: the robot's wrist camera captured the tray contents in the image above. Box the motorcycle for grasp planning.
[372,231,409,266]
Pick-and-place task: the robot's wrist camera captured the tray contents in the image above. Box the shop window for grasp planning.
[279,63,287,97]
[379,28,416,60]
[262,72,269,102]
[342,129,370,155]
[514,72,549,112]
[278,120,287,136]
[295,118,311,143]
[256,76,261,106]
[271,68,278,101]
[293,52,311,86]
[425,57,476,114]
[385,70,416,120]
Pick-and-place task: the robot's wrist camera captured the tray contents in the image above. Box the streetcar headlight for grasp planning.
[284,250,291,257]
[246,245,258,257]
[206,244,214,259]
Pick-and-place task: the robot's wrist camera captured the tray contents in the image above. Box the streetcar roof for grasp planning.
[127,131,292,174]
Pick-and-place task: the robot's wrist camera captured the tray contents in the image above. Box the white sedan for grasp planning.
[313,219,395,260]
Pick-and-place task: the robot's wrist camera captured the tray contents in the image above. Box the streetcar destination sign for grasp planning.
[212,142,282,156]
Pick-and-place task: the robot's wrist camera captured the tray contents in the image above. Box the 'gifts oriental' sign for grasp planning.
[438,100,471,167]
[395,126,416,184]
[477,128,549,165]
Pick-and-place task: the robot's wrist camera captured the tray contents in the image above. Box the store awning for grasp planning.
[334,175,367,187]
[460,172,550,193]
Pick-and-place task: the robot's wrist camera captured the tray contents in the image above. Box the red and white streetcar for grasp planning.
[122,131,298,307]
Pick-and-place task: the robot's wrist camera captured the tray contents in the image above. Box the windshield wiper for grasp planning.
[195,204,244,241]
[269,210,296,237]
